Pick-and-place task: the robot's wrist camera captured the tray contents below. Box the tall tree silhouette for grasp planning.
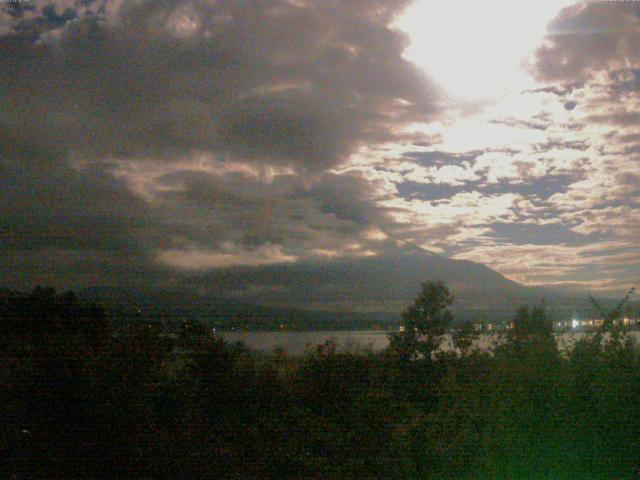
[389,280,453,362]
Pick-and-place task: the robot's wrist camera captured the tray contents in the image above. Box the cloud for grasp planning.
[453,240,639,293]
[531,1,640,83]
[0,0,436,172]
[0,0,440,287]
[0,159,138,251]
[563,206,640,237]
[157,244,298,270]
[104,154,403,272]
[0,0,637,297]
[368,49,639,294]
[380,190,532,252]
[396,162,479,186]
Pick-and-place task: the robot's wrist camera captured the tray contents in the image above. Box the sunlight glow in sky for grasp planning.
[397,0,575,101]
[1,0,638,299]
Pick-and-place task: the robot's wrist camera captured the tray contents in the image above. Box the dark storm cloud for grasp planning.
[0,0,439,288]
[0,0,434,171]
[302,172,386,225]
[0,158,162,289]
[531,1,640,83]
[0,159,146,251]
[149,166,395,255]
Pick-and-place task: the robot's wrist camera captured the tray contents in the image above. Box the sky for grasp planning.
[0,0,638,296]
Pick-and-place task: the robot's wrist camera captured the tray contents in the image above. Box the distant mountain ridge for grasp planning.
[169,242,617,325]
[190,242,566,315]
[4,243,624,329]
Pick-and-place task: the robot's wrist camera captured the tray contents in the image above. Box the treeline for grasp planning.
[1,284,639,478]
[76,287,400,332]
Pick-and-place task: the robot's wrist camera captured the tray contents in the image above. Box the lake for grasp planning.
[219,330,640,355]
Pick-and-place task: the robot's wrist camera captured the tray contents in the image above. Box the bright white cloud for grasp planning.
[157,244,298,270]
[453,240,639,290]
[396,0,575,100]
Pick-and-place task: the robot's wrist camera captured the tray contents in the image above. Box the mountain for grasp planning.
[67,243,620,328]
[184,243,581,321]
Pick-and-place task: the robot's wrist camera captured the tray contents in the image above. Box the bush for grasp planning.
[1,285,639,478]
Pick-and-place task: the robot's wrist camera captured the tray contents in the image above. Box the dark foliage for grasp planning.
[388,280,454,362]
[1,285,639,479]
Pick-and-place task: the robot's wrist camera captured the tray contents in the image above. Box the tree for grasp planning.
[0,287,110,351]
[509,304,554,347]
[588,287,635,348]
[452,321,478,357]
[389,280,453,362]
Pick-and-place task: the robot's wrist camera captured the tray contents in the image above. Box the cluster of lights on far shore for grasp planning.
[395,318,639,333]
[562,317,636,330]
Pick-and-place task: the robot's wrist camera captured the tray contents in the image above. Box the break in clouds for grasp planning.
[0,0,638,298]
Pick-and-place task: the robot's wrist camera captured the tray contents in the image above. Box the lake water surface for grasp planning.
[220,330,640,355]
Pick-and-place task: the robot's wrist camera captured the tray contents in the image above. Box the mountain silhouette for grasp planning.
[188,243,567,316]
[73,243,610,327]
